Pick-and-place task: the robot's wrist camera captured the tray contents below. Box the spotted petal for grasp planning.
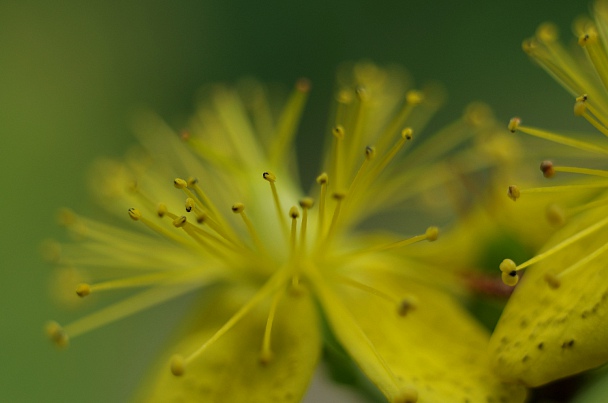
[313,265,527,403]
[489,208,608,386]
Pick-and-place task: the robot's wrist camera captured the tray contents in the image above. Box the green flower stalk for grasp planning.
[45,62,526,402]
[490,0,608,387]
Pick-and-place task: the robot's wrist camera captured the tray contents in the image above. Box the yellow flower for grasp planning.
[46,62,526,402]
[489,1,608,387]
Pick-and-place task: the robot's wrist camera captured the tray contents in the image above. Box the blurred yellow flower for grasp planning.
[490,1,608,387]
[45,62,526,402]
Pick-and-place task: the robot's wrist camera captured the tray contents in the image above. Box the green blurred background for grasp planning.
[0,0,601,401]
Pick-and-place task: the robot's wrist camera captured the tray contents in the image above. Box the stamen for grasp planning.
[75,272,177,297]
[500,215,608,285]
[507,185,521,201]
[263,171,289,240]
[333,274,418,317]
[320,191,346,254]
[346,146,376,202]
[269,78,310,165]
[376,90,423,154]
[574,94,608,131]
[232,203,266,254]
[330,125,345,191]
[172,269,286,376]
[128,208,191,247]
[288,206,299,256]
[56,280,203,343]
[370,128,414,180]
[316,173,329,239]
[508,118,608,155]
[298,198,314,254]
[578,29,608,95]
[547,164,608,178]
[548,240,608,287]
[344,227,439,257]
[45,321,69,348]
[260,289,285,365]
[175,178,236,241]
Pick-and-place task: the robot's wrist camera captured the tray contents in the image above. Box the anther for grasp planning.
[46,321,69,348]
[332,191,346,200]
[540,160,555,178]
[172,216,187,228]
[508,117,521,133]
[185,198,196,213]
[289,206,300,219]
[316,172,328,185]
[406,90,423,105]
[500,259,519,286]
[231,202,245,213]
[332,125,345,139]
[75,283,91,298]
[262,171,276,182]
[365,146,376,160]
[187,177,198,186]
[425,226,439,241]
[536,22,558,43]
[401,127,413,140]
[578,32,593,47]
[57,208,78,227]
[128,208,142,221]
[170,354,186,376]
[299,198,314,209]
[157,203,168,217]
[296,77,311,93]
[574,94,588,116]
[173,178,188,189]
[507,185,520,201]
[355,86,367,101]
[397,297,418,316]
[259,350,274,366]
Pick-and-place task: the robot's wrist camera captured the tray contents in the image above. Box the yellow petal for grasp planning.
[490,209,608,386]
[135,286,321,402]
[313,268,527,403]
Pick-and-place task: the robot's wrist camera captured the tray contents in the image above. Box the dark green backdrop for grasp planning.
[0,1,595,402]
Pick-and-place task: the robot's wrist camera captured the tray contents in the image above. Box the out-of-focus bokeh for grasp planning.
[0,1,597,402]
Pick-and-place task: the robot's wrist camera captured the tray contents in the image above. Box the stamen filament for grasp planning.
[128,208,193,248]
[556,240,608,280]
[375,91,422,155]
[515,124,608,155]
[260,288,285,365]
[348,227,439,257]
[232,203,267,255]
[62,278,204,340]
[269,78,310,166]
[330,125,345,192]
[77,272,176,295]
[520,183,608,194]
[174,268,287,374]
[263,172,289,241]
[299,198,313,254]
[510,215,608,272]
[289,206,299,257]
[319,192,345,255]
[553,165,608,178]
[316,173,328,240]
